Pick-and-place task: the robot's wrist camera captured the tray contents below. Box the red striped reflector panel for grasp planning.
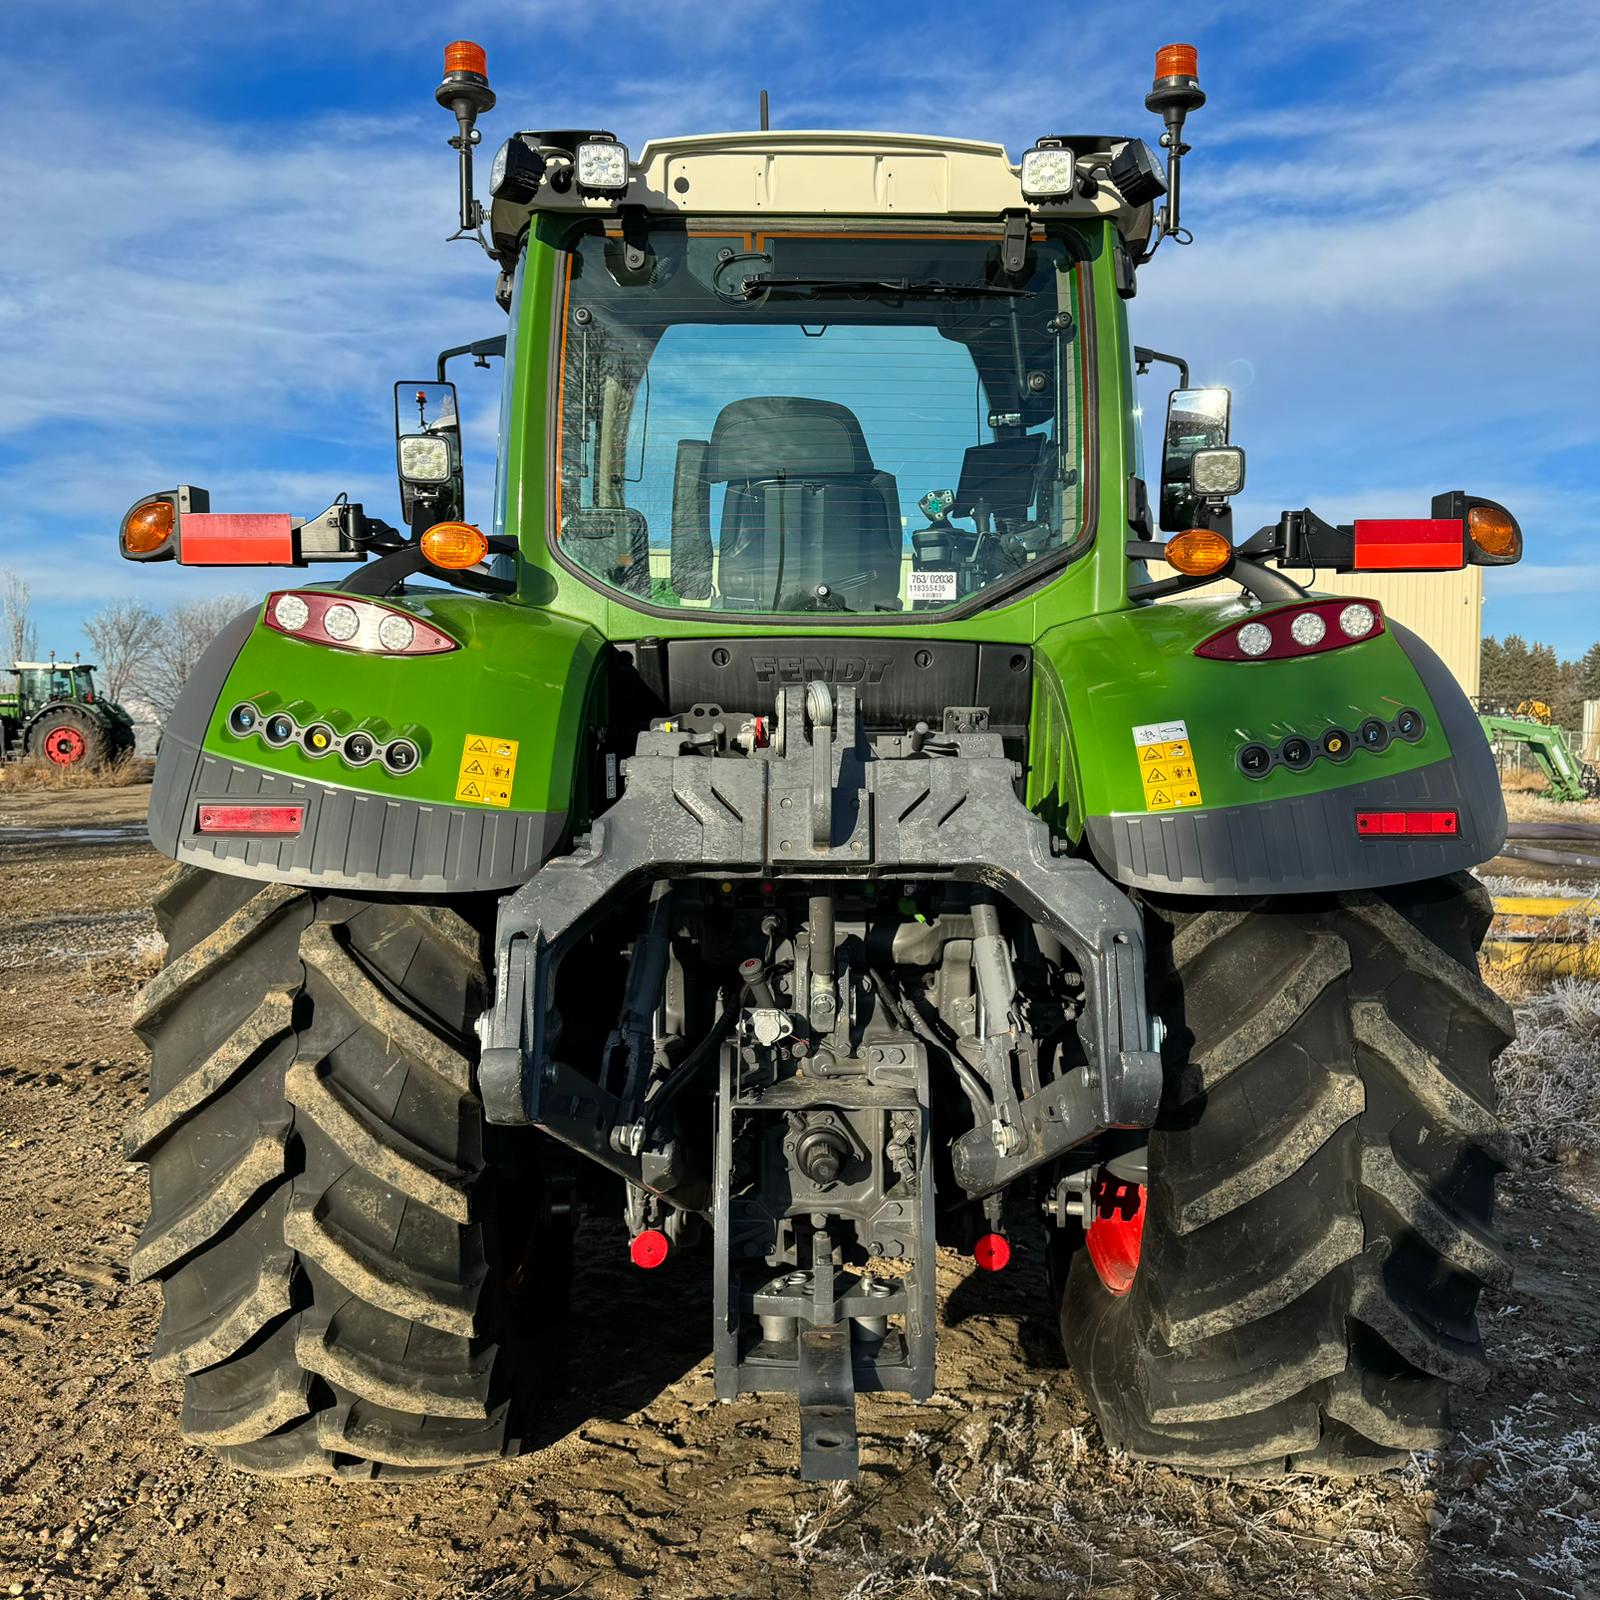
[196,803,306,836]
[1355,810,1459,838]
[1351,518,1464,571]
[179,513,296,565]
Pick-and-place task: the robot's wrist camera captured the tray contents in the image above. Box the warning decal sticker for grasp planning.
[456,733,519,808]
[1132,720,1202,812]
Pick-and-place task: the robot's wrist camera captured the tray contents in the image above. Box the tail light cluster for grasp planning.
[1195,598,1383,662]
[264,590,458,655]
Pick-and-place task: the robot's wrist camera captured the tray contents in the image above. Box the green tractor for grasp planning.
[1478,703,1600,802]
[116,40,1523,1483]
[0,659,135,768]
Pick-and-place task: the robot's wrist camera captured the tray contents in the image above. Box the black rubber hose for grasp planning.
[1506,821,1600,843]
[1498,842,1600,871]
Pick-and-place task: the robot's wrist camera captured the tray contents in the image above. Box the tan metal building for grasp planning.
[1299,566,1483,700]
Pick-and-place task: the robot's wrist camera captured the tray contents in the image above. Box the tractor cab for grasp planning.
[12,661,98,712]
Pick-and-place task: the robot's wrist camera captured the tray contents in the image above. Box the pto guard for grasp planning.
[478,682,1163,1194]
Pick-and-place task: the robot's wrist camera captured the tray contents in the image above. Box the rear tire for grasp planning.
[1060,873,1513,1475]
[28,706,105,766]
[127,866,570,1477]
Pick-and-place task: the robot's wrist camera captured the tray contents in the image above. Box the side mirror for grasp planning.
[1158,386,1230,532]
[395,381,464,533]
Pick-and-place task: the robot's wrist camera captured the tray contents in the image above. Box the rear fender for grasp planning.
[1031,596,1504,895]
[147,594,606,893]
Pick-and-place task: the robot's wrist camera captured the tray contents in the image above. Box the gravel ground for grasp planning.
[0,787,1597,1600]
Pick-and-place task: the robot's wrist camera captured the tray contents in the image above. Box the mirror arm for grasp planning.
[1133,346,1191,387]
[435,335,507,382]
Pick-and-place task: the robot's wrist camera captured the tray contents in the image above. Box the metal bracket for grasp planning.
[618,204,650,272]
[798,1325,858,1480]
[1000,209,1030,276]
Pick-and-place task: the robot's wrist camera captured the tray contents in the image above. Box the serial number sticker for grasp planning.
[456,733,518,808]
[1132,720,1202,811]
[906,569,957,602]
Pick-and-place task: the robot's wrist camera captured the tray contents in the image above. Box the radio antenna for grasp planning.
[760,89,770,131]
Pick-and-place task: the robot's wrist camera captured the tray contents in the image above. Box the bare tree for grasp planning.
[2,570,38,671]
[138,595,253,722]
[84,599,163,702]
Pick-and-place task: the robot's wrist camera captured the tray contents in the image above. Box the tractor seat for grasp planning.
[705,397,901,611]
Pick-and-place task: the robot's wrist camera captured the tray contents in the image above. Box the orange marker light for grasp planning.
[1155,42,1199,81]
[1164,527,1233,577]
[443,40,488,79]
[1467,505,1520,559]
[421,521,490,569]
[122,499,174,555]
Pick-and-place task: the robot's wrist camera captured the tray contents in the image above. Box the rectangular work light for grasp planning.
[575,137,630,196]
[1019,141,1077,200]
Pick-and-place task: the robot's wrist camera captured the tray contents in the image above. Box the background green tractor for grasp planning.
[0,659,135,768]
[113,40,1525,1484]
[1478,701,1600,802]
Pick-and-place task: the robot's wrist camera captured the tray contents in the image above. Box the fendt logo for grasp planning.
[749,654,896,686]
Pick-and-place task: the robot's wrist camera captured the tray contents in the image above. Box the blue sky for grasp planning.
[1,0,1596,659]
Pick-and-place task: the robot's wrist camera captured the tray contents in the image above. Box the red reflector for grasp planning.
[629,1228,670,1269]
[1351,518,1464,571]
[196,803,305,836]
[1355,809,1460,837]
[973,1232,1011,1271]
[179,513,296,565]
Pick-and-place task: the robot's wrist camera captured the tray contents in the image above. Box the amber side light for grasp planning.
[1155,42,1199,79]
[1164,527,1233,577]
[421,521,490,569]
[444,40,487,77]
[1468,505,1520,559]
[122,499,174,555]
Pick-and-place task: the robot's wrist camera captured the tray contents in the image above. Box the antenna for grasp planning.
[760,89,770,131]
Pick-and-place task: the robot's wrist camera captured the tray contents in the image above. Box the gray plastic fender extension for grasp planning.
[479,685,1163,1198]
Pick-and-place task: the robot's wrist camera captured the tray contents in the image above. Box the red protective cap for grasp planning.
[973,1232,1011,1272]
[1086,1179,1145,1296]
[1154,43,1199,80]
[443,40,488,78]
[629,1228,670,1269]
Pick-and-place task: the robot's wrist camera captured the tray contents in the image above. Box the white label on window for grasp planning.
[907,569,957,602]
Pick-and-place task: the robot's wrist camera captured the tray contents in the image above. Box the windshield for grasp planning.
[553,227,1090,617]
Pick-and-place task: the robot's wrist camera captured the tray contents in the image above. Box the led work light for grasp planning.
[1019,141,1077,200]
[1190,446,1246,497]
[398,434,453,483]
[575,137,630,197]
[490,136,547,205]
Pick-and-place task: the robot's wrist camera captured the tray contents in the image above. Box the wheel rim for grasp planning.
[1085,1173,1145,1295]
[43,727,86,765]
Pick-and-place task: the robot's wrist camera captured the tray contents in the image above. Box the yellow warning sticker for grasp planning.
[1132,719,1203,812]
[456,733,519,808]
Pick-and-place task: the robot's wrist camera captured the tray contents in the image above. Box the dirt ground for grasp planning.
[2,786,1598,1600]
